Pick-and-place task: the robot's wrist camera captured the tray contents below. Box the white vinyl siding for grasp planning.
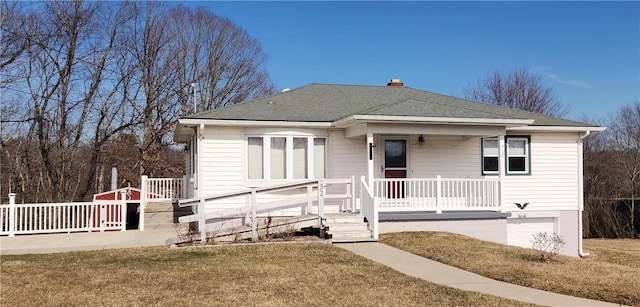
[504,133,580,211]
[327,130,367,180]
[408,135,481,178]
[199,127,245,196]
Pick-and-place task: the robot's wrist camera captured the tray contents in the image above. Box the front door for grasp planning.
[382,137,408,198]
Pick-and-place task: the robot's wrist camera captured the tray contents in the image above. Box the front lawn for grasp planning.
[1,243,531,306]
[380,232,639,306]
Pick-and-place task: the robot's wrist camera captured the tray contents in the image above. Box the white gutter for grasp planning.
[178,118,332,128]
[577,130,591,258]
[508,126,606,132]
[334,115,534,128]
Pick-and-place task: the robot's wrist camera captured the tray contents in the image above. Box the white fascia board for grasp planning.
[174,124,196,143]
[507,126,606,133]
[334,115,534,128]
[178,118,332,128]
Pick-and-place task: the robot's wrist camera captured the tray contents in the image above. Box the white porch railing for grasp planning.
[177,178,354,242]
[1,192,127,236]
[360,176,378,240]
[373,176,500,212]
[142,176,186,202]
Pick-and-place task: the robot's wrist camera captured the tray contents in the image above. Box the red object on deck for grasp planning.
[93,187,142,201]
[91,188,141,231]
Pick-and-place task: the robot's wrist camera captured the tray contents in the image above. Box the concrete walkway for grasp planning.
[338,242,621,307]
[0,229,175,255]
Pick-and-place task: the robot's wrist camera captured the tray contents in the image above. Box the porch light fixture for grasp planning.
[418,135,425,147]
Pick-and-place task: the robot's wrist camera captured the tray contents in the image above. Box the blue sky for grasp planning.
[181,1,639,121]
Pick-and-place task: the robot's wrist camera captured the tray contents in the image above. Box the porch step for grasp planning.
[143,203,192,230]
[325,213,364,224]
[324,213,374,243]
[326,223,369,232]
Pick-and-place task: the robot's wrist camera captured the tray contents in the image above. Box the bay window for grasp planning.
[247,135,326,180]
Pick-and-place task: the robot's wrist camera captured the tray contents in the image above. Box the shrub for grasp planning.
[530,231,566,262]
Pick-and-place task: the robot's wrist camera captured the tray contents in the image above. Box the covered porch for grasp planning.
[336,115,533,215]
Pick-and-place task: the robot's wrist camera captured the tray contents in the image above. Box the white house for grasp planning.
[169,79,603,256]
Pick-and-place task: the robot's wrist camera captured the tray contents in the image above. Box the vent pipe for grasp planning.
[111,167,118,191]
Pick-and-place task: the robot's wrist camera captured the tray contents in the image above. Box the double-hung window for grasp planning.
[482,138,499,175]
[482,136,530,175]
[506,136,530,174]
[247,135,326,180]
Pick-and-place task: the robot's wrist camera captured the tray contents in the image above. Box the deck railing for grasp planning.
[1,193,127,236]
[177,178,354,242]
[373,176,500,212]
[142,176,186,202]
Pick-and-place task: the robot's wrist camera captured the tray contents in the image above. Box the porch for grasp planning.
[372,177,501,212]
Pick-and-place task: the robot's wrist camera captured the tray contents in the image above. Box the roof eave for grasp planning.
[334,115,535,128]
[507,126,606,132]
[177,118,333,128]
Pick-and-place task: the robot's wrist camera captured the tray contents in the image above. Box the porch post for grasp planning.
[120,190,127,231]
[367,133,374,188]
[140,175,147,231]
[498,134,506,212]
[8,193,16,237]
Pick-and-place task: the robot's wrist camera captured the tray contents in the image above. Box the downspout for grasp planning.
[577,130,590,258]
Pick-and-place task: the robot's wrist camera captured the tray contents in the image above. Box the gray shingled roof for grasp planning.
[186,83,597,127]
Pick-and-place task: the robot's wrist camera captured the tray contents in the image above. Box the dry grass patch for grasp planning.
[380,232,639,306]
[1,244,532,306]
[584,238,640,268]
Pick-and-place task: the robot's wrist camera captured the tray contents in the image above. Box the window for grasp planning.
[506,136,529,174]
[482,136,531,175]
[247,137,263,179]
[314,138,325,178]
[247,135,326,180]
[293,138,308,179]
[270,137,287,179]
[482,138,499,175]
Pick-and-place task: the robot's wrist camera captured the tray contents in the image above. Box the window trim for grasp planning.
[481,135,531,176]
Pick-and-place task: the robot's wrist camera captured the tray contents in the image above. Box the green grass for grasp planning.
[1,243,532,306]
[380,232,640,306]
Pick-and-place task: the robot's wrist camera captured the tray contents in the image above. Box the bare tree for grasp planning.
[583,119,632,238]
[607,101,640,236]
[168,6,275,111]
[464,67,569,117]
[1,1,275,202]
[0,1,28,77]
[2,1,139,202]
[126,3,275,177]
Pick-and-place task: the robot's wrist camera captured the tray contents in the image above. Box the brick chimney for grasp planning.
[387,78,404,87]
